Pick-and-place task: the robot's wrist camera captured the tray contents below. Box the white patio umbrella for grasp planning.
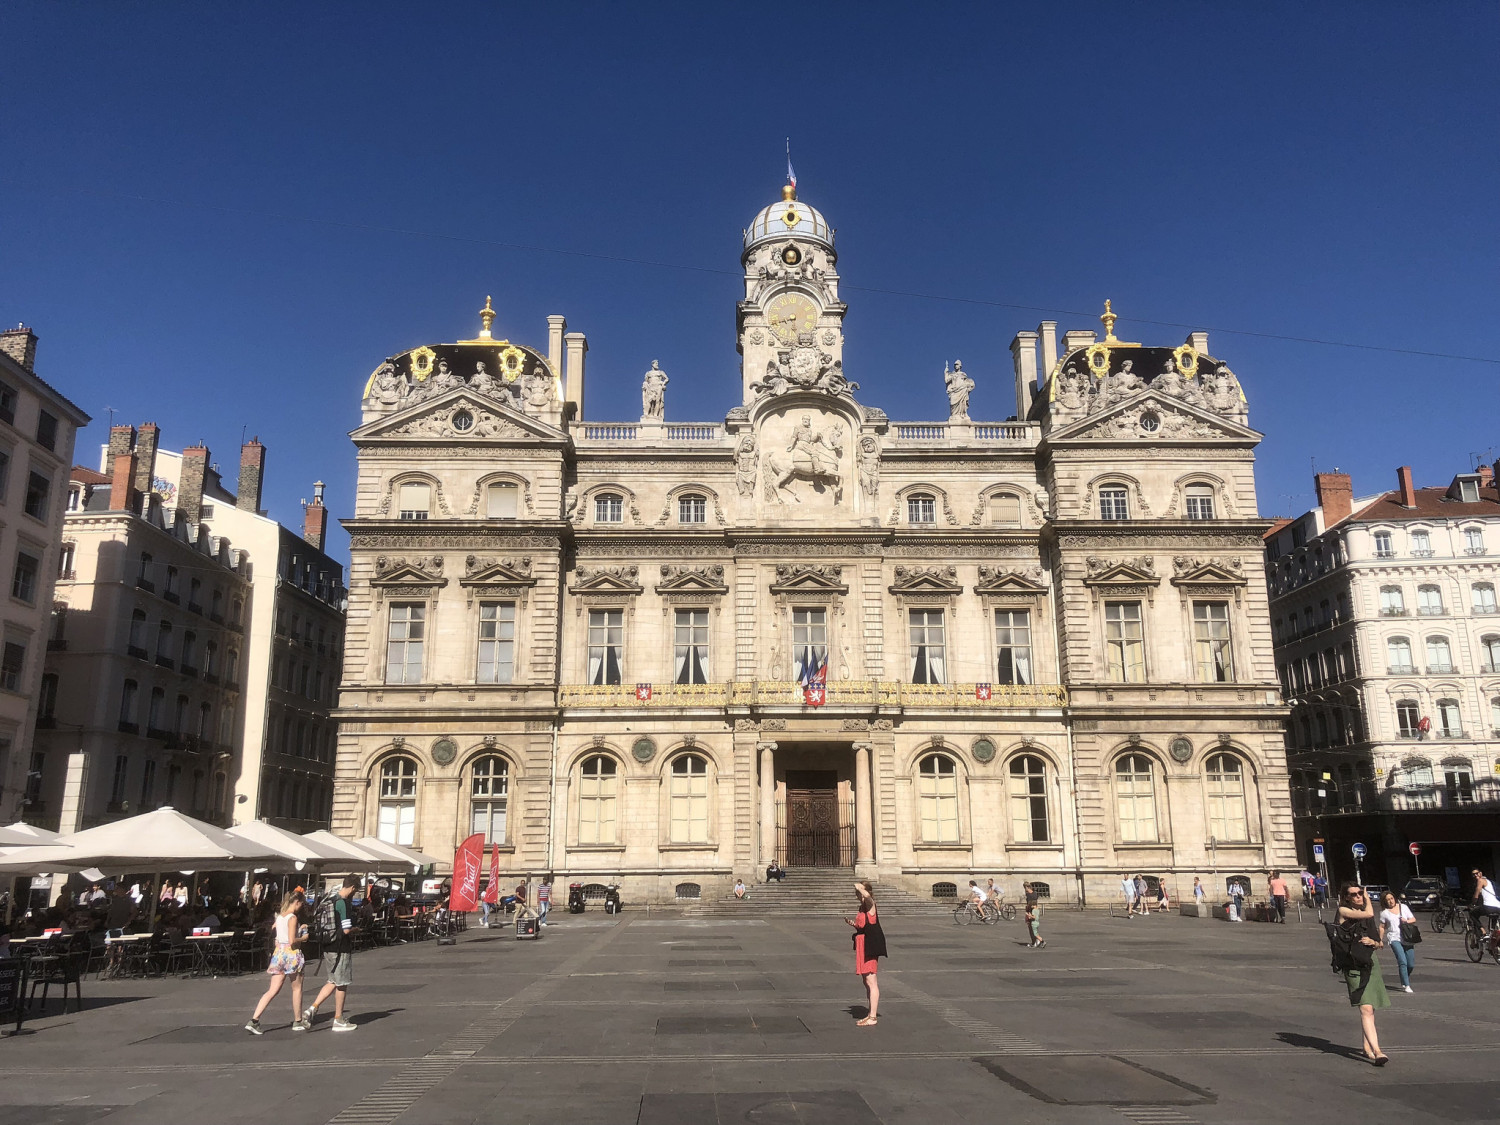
[0,825,63,847]
[224,820,354,872]
[301,830,404,872]
[0,807,279,876]
[0,821,62,844]
[354,836,443,870]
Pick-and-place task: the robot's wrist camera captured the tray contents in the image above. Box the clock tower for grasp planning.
[737,183,846,404]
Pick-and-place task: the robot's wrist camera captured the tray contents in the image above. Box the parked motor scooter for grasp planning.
[567,883,586,914]
[603,882,623,915]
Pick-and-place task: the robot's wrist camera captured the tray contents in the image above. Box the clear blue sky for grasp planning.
[5,3,1497,561]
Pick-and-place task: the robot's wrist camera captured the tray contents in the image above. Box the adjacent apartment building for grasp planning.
[33,424,346,832]
[1267,462,1500,887]
[0,325,90,825]
[331,181,1294,905]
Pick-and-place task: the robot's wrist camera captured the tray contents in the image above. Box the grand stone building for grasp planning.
[332,185,1295,903]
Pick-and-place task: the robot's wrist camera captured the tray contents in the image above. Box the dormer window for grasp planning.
[1099,487,1128,521]
[907,493,936,525]
[594,493,623,523]
[1460,478,1480,503]
[397,482,431,521]
[678,493,707,524]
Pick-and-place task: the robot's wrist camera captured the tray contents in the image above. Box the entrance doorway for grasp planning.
[781,769,853,866]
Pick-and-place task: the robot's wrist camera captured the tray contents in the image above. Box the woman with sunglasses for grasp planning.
[1337,882,1389,1064]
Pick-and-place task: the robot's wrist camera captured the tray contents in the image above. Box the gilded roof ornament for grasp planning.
[478,295,496,340]
[1101,299,1118,343]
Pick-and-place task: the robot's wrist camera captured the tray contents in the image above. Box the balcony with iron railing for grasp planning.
[1379,607,1408,617]
[1427,664,1456,674]
[557,680,1068,710]
[1465,546,1488,556]
[1387,779,1500,811]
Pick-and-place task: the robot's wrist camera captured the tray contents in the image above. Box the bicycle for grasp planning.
[988,900,1017,922]
[1463,910,1500,965]
[1432,898,1463,934]
[953,901,998,926]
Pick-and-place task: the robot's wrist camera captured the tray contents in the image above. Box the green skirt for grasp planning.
[1344,958,1390,1009]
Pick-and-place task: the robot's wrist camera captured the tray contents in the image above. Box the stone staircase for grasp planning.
[683,867,946,917]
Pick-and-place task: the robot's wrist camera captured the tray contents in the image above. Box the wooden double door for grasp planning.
[781,769,854,867]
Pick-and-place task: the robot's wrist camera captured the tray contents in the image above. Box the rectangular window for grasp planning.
[1396,701,1420,738]
[23,749,43,804]
[594,494,623,523]
[1475,584,1498,613]
[477,601,516,684]
[397,482,430,520]
[587,609,624,685]
[1104,602,1145,682]
[989,493,1021,526]
[23,471,50,521]
[1192,602,1234,682]
[377,802,415,846]
[674,608,710,684]
[677,494,707,524]
[1418,586,1445,615]
[791,607,828,683]
[1411,529,1433,556]
[0,640,24,691]
[1373,531,1394,557]
[11,551,38,603]
[0,382,15,425]
[384,603,425,684]
[140,759,156,808]
[1184,484,1215,520]
[35,410,58,452]
[1379,587,1405,615]
[486,482,518,519]
[110,754,129,804]
[1099,487,1128,520]
[994,609,1032,685]
[908,609,946,683]
[907,495,936,524]
[0,450,10,503]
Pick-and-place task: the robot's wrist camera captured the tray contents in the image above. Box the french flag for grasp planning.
[786,139,797,191]
[800,648,827,707]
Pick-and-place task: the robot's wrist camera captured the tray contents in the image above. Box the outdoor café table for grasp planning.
[185,932,237,978]
[103,933,153,979]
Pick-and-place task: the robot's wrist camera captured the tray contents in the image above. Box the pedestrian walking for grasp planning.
[1121,874,1136,918]
[1192,877,1205,906]
[246,890,309,1034]
[1314,873,1329,908]
[304,876,359,1032]
[537,876,552,926]
[1133,874,1148,916]
[1268,870,1289,923]
[1230,881,1246,922]
[1023,882,1045,948]
[1336,882,1389,1065]
[1156,876,1170,912]
[1378,891,1417,992]
[844,880,885,1026]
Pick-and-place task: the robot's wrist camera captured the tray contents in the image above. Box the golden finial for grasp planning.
[1100,299,1118,343]
[478,295,496,340]
[781,183,797,202]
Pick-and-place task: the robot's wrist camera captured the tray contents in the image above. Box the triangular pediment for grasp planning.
[1081,555,1160,586]
[370,555,448,589]
[974,565,1047,595]
[769,564,848,596]
[1050,392,1259,444]
[888,566,963,596]
[459,555,537,588]
[655,564,729,595]
[1170,555,1247,586]
[353,390,566,443]
[568,565,643,596]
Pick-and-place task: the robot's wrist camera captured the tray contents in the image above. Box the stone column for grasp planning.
[854,741,874,867]
[758,742,777,876]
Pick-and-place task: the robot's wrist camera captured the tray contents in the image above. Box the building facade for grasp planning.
[1267,463,1500,887]
[333,186,1294,903]
[33,424,345,833]
[0,325,89,825]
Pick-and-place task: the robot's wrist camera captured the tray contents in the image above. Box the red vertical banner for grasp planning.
[450,832,485,912]
[482,844,500,903]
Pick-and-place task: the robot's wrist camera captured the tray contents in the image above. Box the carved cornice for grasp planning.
[369,555,448,593]
[974,565,1047,599]
[569,565,643,596]
[888,565,962,597]
[769,564,848,596]
[350,533,561,551]
[655,563,730,596]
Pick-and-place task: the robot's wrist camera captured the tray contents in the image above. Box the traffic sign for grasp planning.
[1352,842,1368,858]
[1409,842,1421,856]
[1312,844,1325,861]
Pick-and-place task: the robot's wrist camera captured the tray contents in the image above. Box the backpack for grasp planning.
[1324,919,1373,973]
[312,893,340,944]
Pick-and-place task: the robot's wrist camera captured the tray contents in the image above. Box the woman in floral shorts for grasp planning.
[245,890,309,1034]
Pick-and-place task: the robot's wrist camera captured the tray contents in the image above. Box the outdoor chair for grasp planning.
[28,932,89,1014]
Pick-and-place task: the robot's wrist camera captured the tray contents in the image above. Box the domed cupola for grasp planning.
[743,184,835,261]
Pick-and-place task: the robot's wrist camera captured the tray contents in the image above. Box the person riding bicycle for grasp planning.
[967,880,988,915]
[985,879,1004,910]
[1470,870,1500,933]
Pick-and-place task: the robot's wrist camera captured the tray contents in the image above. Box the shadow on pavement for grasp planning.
[1276,1031,1366,1061]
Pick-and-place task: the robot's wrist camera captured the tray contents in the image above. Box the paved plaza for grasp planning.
[3,907,1499,1125]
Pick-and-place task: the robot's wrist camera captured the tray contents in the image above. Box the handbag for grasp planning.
[1400,917,1423,944]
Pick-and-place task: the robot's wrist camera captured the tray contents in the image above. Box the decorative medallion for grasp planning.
[971,738,997,764]
[451,409,475,433]
[821,328,837,346]
[783,208,800,227]
[1086,341,1111,376]
[498,345,526,382]
[1169,737,1193,763]
[409,346,436,381]
[1139,411,1160,433]
[749,329,764,345]
[1173,343,1199,378]
[631,737,656,763]
[432,737,458,765]
[781,245,801,265]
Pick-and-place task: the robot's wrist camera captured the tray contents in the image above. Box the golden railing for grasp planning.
[557,681,1067,709]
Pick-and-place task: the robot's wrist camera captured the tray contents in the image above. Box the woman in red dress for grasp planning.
[844,880,886,1026]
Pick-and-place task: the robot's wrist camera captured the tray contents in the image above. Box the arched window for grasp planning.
[578,755,618,844]
[1008,755,1049,843]
[669,754,709,843]
[907,493,936,525]
[1099,485,1128,520]
[1425,635,1454,673]
[917,753,959,843]
[377,756,418,845]
[1480,636,1500,673]
[397,481,431,520]
[1417,584,1445,616]
[1403,757,1435,809]
[1184,483,1215,520]
[470,755,509,842]
[677,493,707,525]
[1476,583,1499,614]
[1115,754,1158,842]
[989,493,1021,526]
[1436,698,1463,737]
[594,493,623,523]
[1205,754,1249,842]
[486,481,518,519]
[1387,637,1413,673]
[1378,586,1405,615]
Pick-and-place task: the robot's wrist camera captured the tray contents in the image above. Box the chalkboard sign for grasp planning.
[0,956,24,1033]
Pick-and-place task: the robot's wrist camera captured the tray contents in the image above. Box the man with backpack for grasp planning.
[304,876,359,1032]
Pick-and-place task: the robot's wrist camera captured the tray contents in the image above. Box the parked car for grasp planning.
[1400,877,1445,911]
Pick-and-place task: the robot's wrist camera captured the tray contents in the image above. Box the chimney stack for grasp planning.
[563,331,588,419]
[105,424,137,480]
[0,324,37,371]
[132,423,160,500]
[1010,331,1038,419]
[1478,464,1494,487]
[237,438,265,513]
[547,315,567,393]
[1037,321,1058,386]
[303,480,328,551]
[1397,465,1417,508]
[110,448,139,513]
[179,445,210,524]
[1314,470,1353,525]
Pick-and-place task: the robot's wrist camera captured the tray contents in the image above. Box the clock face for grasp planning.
[765,293,818,345]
